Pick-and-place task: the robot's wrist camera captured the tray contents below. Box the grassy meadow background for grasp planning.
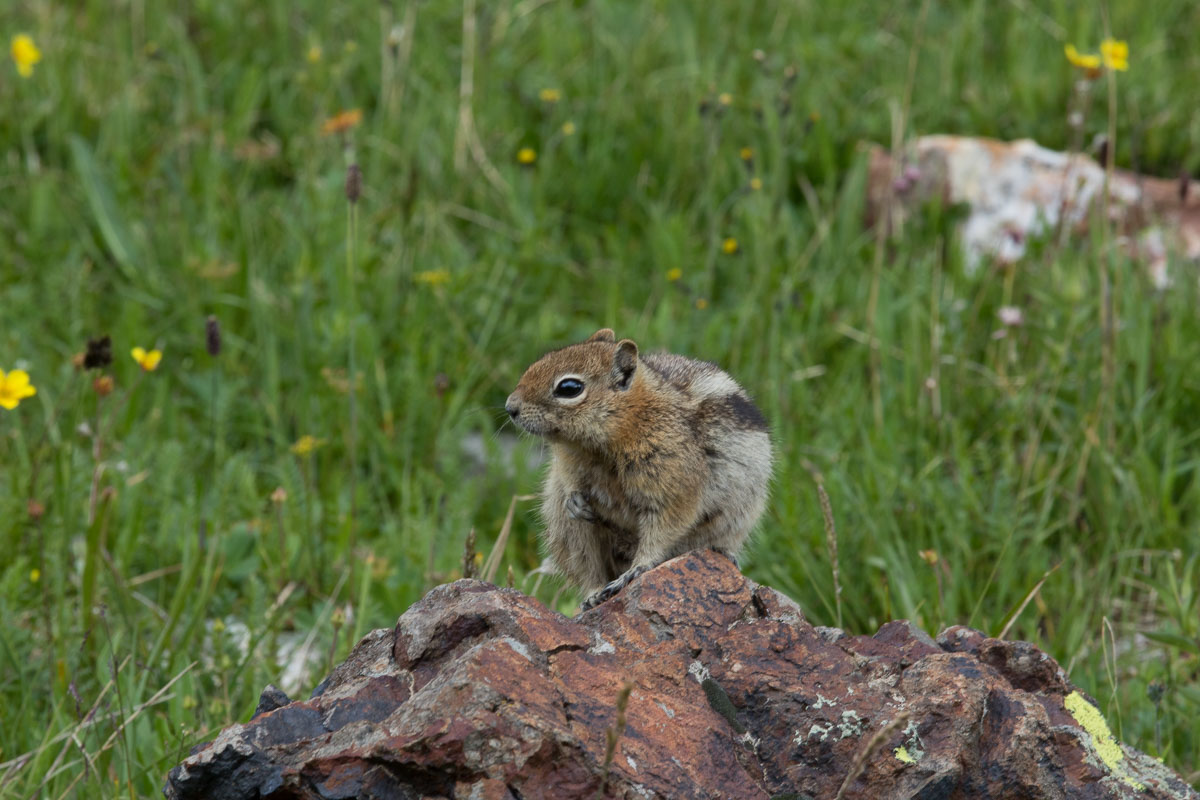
[3,0,1199,794]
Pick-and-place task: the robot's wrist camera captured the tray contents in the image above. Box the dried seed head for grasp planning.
[206,316,221,357]
[461,528,477,579]
[345,163,363,204]
[83,335,113,370]
[93,375,115,396]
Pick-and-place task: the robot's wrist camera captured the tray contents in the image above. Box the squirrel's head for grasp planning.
[505,328,639,447]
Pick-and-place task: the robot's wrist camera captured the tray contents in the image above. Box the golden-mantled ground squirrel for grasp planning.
[505,329,772,610]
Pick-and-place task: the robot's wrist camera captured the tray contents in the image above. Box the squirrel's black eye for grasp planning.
[553,378,585,398]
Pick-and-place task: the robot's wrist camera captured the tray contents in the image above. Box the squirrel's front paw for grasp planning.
[580,565,650,611]
[567,490,599,523]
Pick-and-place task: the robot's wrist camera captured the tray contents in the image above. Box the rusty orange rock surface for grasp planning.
[165,551,1198,799]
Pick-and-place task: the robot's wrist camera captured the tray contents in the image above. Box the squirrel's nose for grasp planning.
[505,394,520,419]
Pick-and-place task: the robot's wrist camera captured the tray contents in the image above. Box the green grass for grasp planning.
[3,0,1199,795]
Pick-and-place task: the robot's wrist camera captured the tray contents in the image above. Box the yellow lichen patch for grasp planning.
[893,745,916,764]
[1063,691,1143,790]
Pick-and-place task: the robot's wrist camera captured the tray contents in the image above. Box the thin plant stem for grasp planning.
[200,315,222,555]
[817,481,842,630]
[996,262,1017,388]
[86,393,104,526]
[928,247,942,421]
[346,196,359,556]
[207,364,219,551]
[1101,43,1119,450]
[211,369,218,494]
[210,370,218,482]
[595,681,633,799]
[303,458,317,588]
[273,495,288,591]
[868,0,931,429]
[99,610,136,798]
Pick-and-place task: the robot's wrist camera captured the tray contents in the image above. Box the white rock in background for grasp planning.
[868,135,1200,280]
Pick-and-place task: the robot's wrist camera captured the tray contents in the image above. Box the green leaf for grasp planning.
[68,134,143,282]
[1143,630,1200,655]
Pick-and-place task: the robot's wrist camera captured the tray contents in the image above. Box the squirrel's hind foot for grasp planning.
[580,565,650,611]
[709,547,740,569]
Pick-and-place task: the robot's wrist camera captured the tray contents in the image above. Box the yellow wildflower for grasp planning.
[749,177,763,191]
[30,568,40,584]
[717,92,733,107]
[0,369,37,410]
[695,298,709,310]
[131,347,163,371]
[561,121,576,136]
[11,34,41,78]
[321,109,363,135]
[1100,39,1128,71]
[1064,44,1100,71]
[538,88,561,103]
[739,147,753,161]
[721,237,739,255]
[517,147,537,165]
[290,435,326,456]
[306,44,322,63]
[666,268,683,282]
[415,269,451,286]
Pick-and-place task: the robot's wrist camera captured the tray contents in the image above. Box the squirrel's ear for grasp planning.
[587,328,616,344]
[612,339,638,390]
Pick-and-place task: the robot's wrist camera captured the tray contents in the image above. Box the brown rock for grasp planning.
[164,551,1198,800]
